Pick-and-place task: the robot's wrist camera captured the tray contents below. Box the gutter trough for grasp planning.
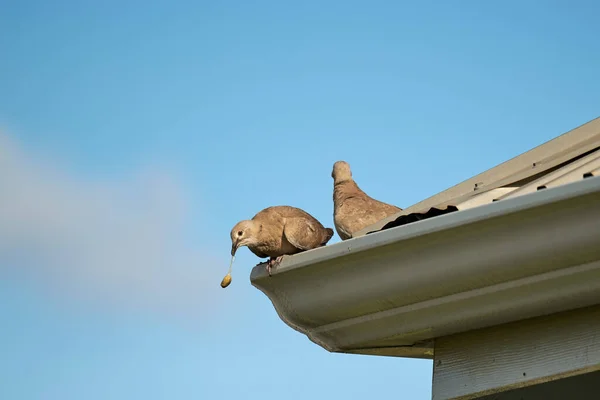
[250,175,600,359]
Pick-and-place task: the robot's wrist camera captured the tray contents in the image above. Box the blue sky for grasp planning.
[1,1,600,399]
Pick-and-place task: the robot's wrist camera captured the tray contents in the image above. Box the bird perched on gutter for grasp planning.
[228,205,334,277]
[332,160,402,240]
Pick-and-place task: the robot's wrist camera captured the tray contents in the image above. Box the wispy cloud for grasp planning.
[0,132,223,319]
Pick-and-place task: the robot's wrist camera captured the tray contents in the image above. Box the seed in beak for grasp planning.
[220,255,235,289]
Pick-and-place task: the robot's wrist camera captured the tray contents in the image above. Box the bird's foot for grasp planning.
[266,256,285,277]
[265,262,272,276]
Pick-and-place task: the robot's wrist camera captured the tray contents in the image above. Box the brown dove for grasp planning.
[332,160,402,240]
[230,206,334,275]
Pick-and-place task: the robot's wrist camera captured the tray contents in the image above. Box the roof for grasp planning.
[250,117,600,359]
[358,116,600,236]
[368,144,600,235]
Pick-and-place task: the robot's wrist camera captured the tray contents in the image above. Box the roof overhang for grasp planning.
[250,174,600,359]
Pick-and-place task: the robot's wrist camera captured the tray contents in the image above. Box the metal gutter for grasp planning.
[250,176,600,358]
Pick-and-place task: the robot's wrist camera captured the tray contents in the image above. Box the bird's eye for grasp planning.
[237,231,243,236]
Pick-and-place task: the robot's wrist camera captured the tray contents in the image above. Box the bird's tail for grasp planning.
[322,228,334,245]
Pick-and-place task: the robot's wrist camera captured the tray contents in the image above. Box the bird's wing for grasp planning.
[283,217,321,251]
[334,180,402,239]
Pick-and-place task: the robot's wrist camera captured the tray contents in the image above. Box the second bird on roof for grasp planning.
[331,160,402,240]
[224,160,401,283]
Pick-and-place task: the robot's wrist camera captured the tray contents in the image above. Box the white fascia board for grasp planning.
[250,176,600,359]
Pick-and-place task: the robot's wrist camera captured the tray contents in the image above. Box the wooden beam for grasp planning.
[477,370,600,400]
[432,305,600,400]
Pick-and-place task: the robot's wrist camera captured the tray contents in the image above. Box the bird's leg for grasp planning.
[265,261,272,277]
[266,256,285,277]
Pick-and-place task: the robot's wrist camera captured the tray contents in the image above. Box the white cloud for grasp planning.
[0,132,224,318]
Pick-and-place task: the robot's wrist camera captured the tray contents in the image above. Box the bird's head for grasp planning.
[230,220,259,256]
[332,160,352,184]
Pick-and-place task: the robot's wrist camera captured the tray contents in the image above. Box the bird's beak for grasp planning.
[231,241,238,256]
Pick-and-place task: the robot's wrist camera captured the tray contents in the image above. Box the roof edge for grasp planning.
[251,174,600,278]
[250,177,600,358]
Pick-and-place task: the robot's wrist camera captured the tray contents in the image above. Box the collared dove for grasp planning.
[230,205,334,276]
[332,160,402,240]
